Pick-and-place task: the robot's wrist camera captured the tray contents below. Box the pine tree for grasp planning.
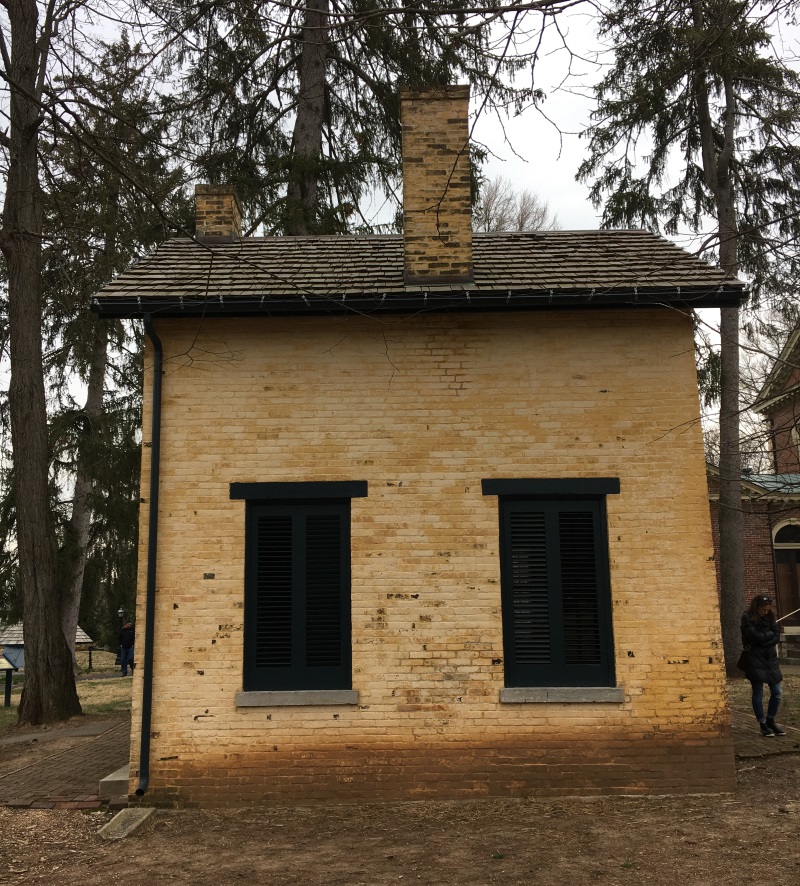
[0,0,85,723]
[0,0,580,725]
[40,36,191,662]
[0,8,188,722]
[146,0,542,234]
[578,0,800,673]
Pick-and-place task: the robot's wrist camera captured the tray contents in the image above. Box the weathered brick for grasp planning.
[400,86,472,283]
[128,308,734,805]
[194,184,242,239]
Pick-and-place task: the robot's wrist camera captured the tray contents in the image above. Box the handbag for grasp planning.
[736,648,751,671]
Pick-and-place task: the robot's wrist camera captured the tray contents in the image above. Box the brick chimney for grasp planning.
[400,85,473,284]
[194,184,243,240]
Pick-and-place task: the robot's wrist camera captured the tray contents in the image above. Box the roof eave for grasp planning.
[93,285,747,319]
[709,491,800,502]
[751,384,800,416]
[755,326,800,405]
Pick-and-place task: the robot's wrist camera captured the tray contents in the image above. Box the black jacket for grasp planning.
[119,625,135,650]
[740,612,783,684]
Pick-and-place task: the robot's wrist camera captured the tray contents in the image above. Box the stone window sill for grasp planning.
[500,686,625,704]
[236,689,359,707]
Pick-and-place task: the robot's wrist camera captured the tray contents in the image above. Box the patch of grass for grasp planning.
[0,704,18,731]
[0,670,132,731]
[76,648,120,675]
[78,676,132,713]
[82,698,132,715]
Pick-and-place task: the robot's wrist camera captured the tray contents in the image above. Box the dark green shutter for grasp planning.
[501,499,613,687]
[305,514,344,668]
[559,511,602,665]
[508,511,551,664]
[245,501,351,691]
[255,515,293,667]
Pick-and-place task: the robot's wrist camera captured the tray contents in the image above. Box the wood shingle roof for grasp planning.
[93,229,746,318]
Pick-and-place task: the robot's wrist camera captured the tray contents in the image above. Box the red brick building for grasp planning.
[708,327,800,661]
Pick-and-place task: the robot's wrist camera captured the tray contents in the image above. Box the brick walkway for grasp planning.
[0,710,797,810]
[0,719,129,809]
[730,706,800,757]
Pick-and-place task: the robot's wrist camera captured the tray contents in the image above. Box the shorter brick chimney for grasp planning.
[195,184,243,240]
[400,85,473,284]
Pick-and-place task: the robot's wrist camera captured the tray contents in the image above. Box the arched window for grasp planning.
[773,520,800,627]
[774,523,800,545]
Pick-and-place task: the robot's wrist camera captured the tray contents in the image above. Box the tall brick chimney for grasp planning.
[400,85,473,284]
[195,184,243,240]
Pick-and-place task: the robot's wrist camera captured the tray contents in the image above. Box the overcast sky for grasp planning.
[474,92,602,231]
[473,10,604,231]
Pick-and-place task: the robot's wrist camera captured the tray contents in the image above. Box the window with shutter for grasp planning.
[487,481,617,689]
[237,488,361,692]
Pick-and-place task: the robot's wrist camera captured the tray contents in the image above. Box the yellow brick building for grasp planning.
[95,86,745,806]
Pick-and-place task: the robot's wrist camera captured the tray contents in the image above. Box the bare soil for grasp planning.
[1,677,799,885]
[1,756,800,886]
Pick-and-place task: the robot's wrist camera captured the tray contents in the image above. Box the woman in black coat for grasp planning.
[740,594,786,737]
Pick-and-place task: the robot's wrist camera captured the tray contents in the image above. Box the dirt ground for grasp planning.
[1,678,799,885]
[1,756,799,886]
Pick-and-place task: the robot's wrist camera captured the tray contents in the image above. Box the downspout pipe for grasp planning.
[136,315,163,797]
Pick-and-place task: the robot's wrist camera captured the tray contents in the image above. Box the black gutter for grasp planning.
[92,286,748,319]
[136,315,163,798]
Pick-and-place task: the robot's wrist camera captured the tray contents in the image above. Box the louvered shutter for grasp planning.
[501,499,613,687]
[559,510,602,666]
[255,515,293,667]
[508,511,551,664]
[245,501,351,690]
[305,514,344,668]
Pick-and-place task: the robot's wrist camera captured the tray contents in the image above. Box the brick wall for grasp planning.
[708,495,800,605]
[129,308,734,805]
[763,399,800,473]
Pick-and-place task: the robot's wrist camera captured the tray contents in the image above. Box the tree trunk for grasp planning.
[712,167,745,675]
[718,304,745,675]
[61,320,109,668]
[285,0,329,234]
[61,185,118,669]
[713,78,746,676]
[691,6,746,674]
[0,0,81,723]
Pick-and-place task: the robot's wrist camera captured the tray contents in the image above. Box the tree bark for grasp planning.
[715,174,745,677]
[713,67,746,674]
[0,0,82,723]
[61,320,109,668]
[285,0,329,234]
[718,304,744,674]
[692,7,746,673]
[61,184,118,668]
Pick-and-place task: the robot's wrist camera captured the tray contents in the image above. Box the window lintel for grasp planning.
[481,478,620,497]
[231,480,368,500]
